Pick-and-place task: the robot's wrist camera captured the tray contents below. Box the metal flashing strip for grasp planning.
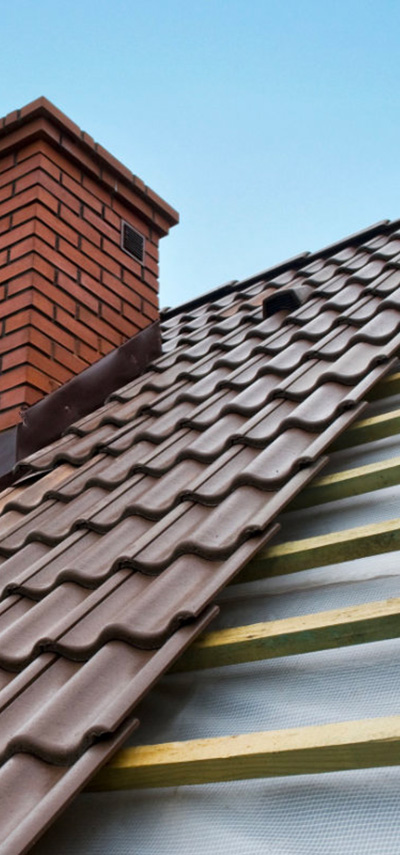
[17,322,162,461]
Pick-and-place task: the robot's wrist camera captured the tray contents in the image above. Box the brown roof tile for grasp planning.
[1,219,400,852]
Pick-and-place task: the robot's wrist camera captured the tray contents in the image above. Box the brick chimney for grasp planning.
[0,97,179,431]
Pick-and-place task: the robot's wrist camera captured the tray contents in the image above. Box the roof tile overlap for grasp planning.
[1,220,400,852]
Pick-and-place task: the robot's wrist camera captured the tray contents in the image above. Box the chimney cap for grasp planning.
[0,96,179,231]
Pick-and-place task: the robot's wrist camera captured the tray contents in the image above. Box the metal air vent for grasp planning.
[121,221,145,263]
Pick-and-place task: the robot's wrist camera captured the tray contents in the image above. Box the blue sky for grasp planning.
[1,0,400,308]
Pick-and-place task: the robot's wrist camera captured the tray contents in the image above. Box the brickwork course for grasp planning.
[0,98,178,430]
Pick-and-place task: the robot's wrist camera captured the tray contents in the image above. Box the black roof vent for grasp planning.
[121,221,145,263]
[263,284,314,318]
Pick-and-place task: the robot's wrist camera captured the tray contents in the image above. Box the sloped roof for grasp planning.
[1,218,400,853]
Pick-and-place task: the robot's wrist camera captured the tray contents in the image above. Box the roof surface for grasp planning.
[1,219,400,853]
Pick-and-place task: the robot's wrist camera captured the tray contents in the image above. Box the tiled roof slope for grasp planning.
[1,219,400,852]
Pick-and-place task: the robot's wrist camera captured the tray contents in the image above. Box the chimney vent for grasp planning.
[121,221,145,263]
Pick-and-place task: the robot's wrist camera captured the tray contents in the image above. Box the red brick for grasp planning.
[60,204,101,247]
[152,208,176,237]
[83,205,119,243]
[55,306,100,350]
[101,269,141,310]
[14,165,52,196]
[0,183,13,205]
[144,252,159,278]
[0,385,27,409]
[81,131,95,150]
[81,172,112,208]
[0,251,52,287]
[0,101,176,428]
[99,302,136,338]
[19,98,81,138]
[32,277,76,316]
[0,289,32,319]
[30,310,75,352]
[142,299,159,322]
[0,328,30,354]
[0,220,34,252]
[0,118,58,159]
[0,153,15,174]
[53,344,87,375]
[75,338,99,364]
[2,345,30,370]
[0,385,26,412]
[31,290,55,319]
[77,305,124,346]
[57,270,98,314]
[34,241,77,282]
[111,197,151,238]
[5,308,31,333]
[82,269,121,311]
[145,238,159,263]
[25,363,62,395]
[0,383,41,412]
[29,328,53,356]
[8,235,36,261]
[103,206,120,230]
[10,201,37,228]
[0,213,11,235]
[122,268,158,305]
[113,186,154,228]
[16,169,81,215]
[60,134,101,181]
[0,406,24,431]
[58,238,100,280]
[33,249,60,282]
[6,269,55,298]
[84,236,121,279]
[0,185,56,221]
[28,346,73,385]
[142,268,158,292]
[3,109,20,127]
[37,204,79,247]
[122,301,147,328]
[18,139,82,183]
[34,218,58,248]
[60,172,103,214]
[145,185,178,222]
[0,365,28,392]
[7,273,34,296]
[99,338,115,357]
[0,187,37,220]
[94,143,133,184]
[0,152,60,190]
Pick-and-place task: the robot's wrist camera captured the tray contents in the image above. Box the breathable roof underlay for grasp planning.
[1,219,400,853]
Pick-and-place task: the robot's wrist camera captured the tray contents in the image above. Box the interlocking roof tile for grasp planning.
[1,218,400,853]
